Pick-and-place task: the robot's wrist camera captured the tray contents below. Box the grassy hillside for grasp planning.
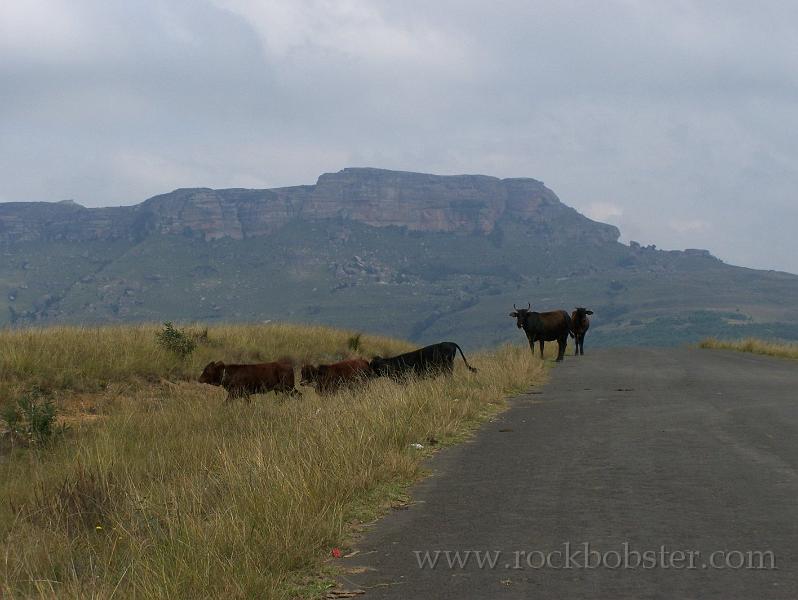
[3,216,798,349]
[0,323,546,599]
[700,337,798,360]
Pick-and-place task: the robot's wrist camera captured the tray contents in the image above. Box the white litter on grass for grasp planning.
[409,443,425,450]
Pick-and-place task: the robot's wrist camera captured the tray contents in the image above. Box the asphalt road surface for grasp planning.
[338,348,798,599]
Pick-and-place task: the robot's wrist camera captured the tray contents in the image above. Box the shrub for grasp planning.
[1,388,66,446]
[347,333,362,353]
[155,321,196,358]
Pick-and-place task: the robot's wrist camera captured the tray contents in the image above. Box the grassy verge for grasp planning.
[699,337,798,360]
[0,323,412,398]
[0,323,546,599]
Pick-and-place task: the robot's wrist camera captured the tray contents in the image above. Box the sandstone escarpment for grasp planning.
[0,168,620,244]
[0,200,139,242]
[138,187,311,240]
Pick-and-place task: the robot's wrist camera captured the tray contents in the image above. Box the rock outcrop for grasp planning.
[0,168,620,244]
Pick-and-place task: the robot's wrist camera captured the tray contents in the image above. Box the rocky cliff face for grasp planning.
[0,168,620,244]
[0,200,140,242]
[139,187,312,240]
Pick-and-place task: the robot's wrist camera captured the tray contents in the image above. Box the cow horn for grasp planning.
[513,303,518,310]
[527,302,531,310]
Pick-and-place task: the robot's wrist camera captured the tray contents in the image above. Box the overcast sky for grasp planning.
[2,1,797,273]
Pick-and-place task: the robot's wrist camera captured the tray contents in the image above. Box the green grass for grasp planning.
[5,218,798,349]
[699,337,798,360]
[0,323,547,599]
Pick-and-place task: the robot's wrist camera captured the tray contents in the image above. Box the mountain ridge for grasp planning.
[0,167,620,245]
[1,167,796,348]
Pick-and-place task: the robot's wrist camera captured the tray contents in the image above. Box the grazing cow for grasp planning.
[300,358,372,395]
[509,303,571,362]
[570,307,593,356]
[370,342,477,379]
[198,360,299,401]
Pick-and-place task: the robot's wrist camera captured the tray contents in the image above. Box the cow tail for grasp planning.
[454,343,478,372]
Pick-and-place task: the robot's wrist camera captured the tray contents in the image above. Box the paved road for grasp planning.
[338,348,798,599]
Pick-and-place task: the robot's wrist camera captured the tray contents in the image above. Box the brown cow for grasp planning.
[300,358,372,395]
[509,303,572,362]
[570,307,593,356]
[198,360,300,401]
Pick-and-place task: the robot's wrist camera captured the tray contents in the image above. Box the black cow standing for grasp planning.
[370,342,477,379]
[510,303,572,362]
[570,307,593,356]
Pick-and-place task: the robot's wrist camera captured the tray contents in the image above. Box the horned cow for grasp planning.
[509,303,571,362]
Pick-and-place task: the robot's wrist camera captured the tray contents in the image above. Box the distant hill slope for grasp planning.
[2,168,797,348]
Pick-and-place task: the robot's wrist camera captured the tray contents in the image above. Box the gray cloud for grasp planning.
[1,0,797,273]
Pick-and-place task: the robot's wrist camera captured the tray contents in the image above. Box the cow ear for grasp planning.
[509,312,517,317]
[586,310,594,315]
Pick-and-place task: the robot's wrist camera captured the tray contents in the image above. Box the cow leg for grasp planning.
[527,335,536,354]
[575,334,580,356]
[556,337,566,362]
[580,336,585,356]
[539,340,545,358]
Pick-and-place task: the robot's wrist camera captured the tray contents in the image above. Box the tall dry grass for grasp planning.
[0,323,412,398]
[0,323,546,599]
[699,337,798,360]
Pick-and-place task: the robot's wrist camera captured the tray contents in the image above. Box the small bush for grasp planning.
[156,321,196,358]
[1,388,66,446]
[347,333,362,353]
